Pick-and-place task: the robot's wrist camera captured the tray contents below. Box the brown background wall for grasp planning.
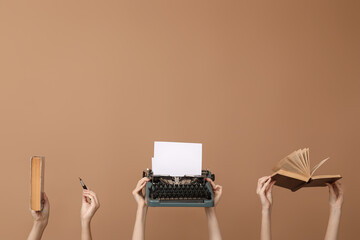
[0,1,359,239]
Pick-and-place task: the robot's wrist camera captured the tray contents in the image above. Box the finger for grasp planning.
[333,183,340,196]
[261,178,271,193]
[43,192,48,202]
[258,176,270,188]
[327,183,336,196]
[82,190,90,203]
[137,178,150,188]
[206,178,216,190]
[134,181,148,193]
[91,193,100,208]
[139,181,147,190]
[134,182,146,192]
[83,192,94,202]
[86,192,99,207]
[216,185,223,195]
[258,176,270,184]
[82,195,89,204]
[267,181,276,193]
[257,177,268,195]
[43,192,49,206]
[258,176,268,183]
[256,180,264,194]
[135,178,147,191]
[85,190,96,201]
[84,193,97,207]
[89,192,99,207]
[335,181,343,196]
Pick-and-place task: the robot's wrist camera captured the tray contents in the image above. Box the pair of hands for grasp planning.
[132,177,223,208]
[256,176,344,210]
[30,190,100,226]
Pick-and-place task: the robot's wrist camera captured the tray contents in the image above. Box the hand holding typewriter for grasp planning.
[27,193,50,240]
[132,177,150,208]
[132,177,150,240]
[206,178,223,206]
[81,190,100,240]
[205,178,223,240]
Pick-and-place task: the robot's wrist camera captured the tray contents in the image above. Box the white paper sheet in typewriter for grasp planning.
[152,141,202,176]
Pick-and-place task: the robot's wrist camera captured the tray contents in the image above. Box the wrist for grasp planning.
[205,207,216,216]
[33,220,47,231]
[137,203,148,211]
[81,219,91,227]
[330,206,342,214]
[262,207,271,214]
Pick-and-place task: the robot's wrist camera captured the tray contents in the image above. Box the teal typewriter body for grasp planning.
[143,169,215,207]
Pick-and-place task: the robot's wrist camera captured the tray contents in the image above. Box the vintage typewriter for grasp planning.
[143,169,215,207]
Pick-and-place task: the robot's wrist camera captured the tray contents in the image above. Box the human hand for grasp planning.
[30,192,50,227]
[132,177,150,208]
[81,190,100,224]
[256,176,276,210]
[206,178,223,207]
[326,181,344,210]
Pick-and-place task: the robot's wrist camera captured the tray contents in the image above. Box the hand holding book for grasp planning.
[257,176,276,210]
[30,193,50,226]
[27,193,49,240]
[327,181,344,209]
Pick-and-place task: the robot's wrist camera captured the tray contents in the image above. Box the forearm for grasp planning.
[27,222,47,240]
[205,207,222,240]
[261,208,271,240]
[324,207,342,240]
[81,221,92,240]
[132,205,147,240]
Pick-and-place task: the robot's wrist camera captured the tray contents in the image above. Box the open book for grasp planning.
[30,156,45,211]
[271,148,341,192]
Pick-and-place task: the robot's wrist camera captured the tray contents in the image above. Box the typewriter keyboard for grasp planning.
[149,182,212,200]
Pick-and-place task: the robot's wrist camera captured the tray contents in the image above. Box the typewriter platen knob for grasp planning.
[143,171,146,178]
[211,174,215,181]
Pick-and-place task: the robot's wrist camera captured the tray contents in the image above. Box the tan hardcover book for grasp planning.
[271,148,341,192]
[30,156,45,211]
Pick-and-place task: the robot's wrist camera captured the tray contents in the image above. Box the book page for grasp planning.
[301,148,310,173]
[286,151,308,176]
[273,151,303,175]
[295,149,309,176]
[305,148,310,173]
[310,158,329,176]
[152,141,202,176]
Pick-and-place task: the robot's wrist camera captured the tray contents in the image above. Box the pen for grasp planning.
[79,177,88,190]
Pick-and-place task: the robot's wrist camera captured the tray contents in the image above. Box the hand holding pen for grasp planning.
[79,178,100,224]
[79,178,100,240]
